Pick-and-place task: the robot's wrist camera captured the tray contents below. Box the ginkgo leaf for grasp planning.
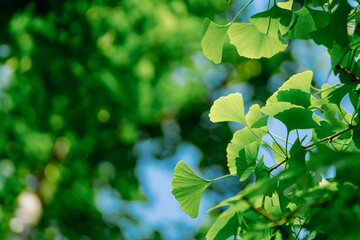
[250,4,296,36]
[267,70,313,108]
[261,102,320,131]
[286,7,330,40]
[209,93,246,124]
[236,141,259,181]
[245,104,268,130]
[255,156,270,180]
[227,128,265,174]
[172,161,214,218]
[277,0,293,10]
[206,201,249,240]
[201,18,230,64]
[228,23,287,59]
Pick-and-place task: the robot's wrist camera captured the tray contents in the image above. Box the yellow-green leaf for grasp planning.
[209,93,246,124]
[201,18,230,64]
[172,161,213,218]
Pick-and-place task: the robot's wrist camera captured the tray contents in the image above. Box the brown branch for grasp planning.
[336,64,360,84]
[243,197,294,239]
[270,158,288,172]
[303,124,355,149]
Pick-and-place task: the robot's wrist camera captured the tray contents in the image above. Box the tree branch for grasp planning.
[243,197,294,239]
[336,64,360,84]
[302,125,355,149]
[270,158,288,172]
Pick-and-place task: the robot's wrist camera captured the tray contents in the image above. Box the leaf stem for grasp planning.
[268,131,287,155]
[312,83,341,96]
[213,174,236,181]
[302,124,355,149]
[243,197,294,239]
[248,128,287,159]
[228,0,254,25]
[269,158,288,172]
[269,131,293,145]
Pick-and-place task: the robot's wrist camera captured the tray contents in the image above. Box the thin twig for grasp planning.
[302,125,355,149]
[336,64,360,83]
[270,158,288,172]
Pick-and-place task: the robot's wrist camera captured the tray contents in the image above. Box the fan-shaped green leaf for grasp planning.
[277,0,293,10]
[261,102,320,131]
[246,104,268,129]
[250,4,296,36]
[201,18,230,64]
[228,23,287,59]
[206,201,249,240]
[236,142,259,181]
[209,93,246,124]
[227,128,266,174]
[255,156,270,180]
[172,161,214,218]
[286,7,330,40]
[267,71,313,108]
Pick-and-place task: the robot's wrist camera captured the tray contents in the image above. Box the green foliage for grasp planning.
[172,0,360,239]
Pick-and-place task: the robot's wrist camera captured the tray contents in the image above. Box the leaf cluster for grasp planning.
[172,1,360,239]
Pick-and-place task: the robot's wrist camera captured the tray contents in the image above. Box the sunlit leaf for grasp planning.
[201,18,230,64]
[227,128,265,174]
[255,156,270,180]
[277,0,293,10]
[236,142,259,181]
[246,104,268,130]
[172,161,214,218]
[206,202,249,240]
[228,23,287,59]
[209,93,246,124]
[267,70,313,108]
[250,4,296,36]
[261,102,320,131]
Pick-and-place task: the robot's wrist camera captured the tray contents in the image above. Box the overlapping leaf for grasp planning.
[209,93,246,124]
[286,7,330,40]
[228,23,287,59]
[266,70,313,108]
[227,128,265,174]
[236,142,259,181]
[261,102,320,131]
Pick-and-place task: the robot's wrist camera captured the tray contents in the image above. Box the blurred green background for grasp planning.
[0,0,333,239]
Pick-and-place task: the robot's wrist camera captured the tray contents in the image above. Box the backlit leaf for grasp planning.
[261,102,320,131]
[206,201,249,240]
[246,104,269,130]
[250,4,296,36]
[255,156,270,180]
[267,70,313,108]
[209,93,246,124]
[236,142,259,181]
[172,161,214,218]
[201,19,230,64]
[228,23,287,59]
[227,128,265,174]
